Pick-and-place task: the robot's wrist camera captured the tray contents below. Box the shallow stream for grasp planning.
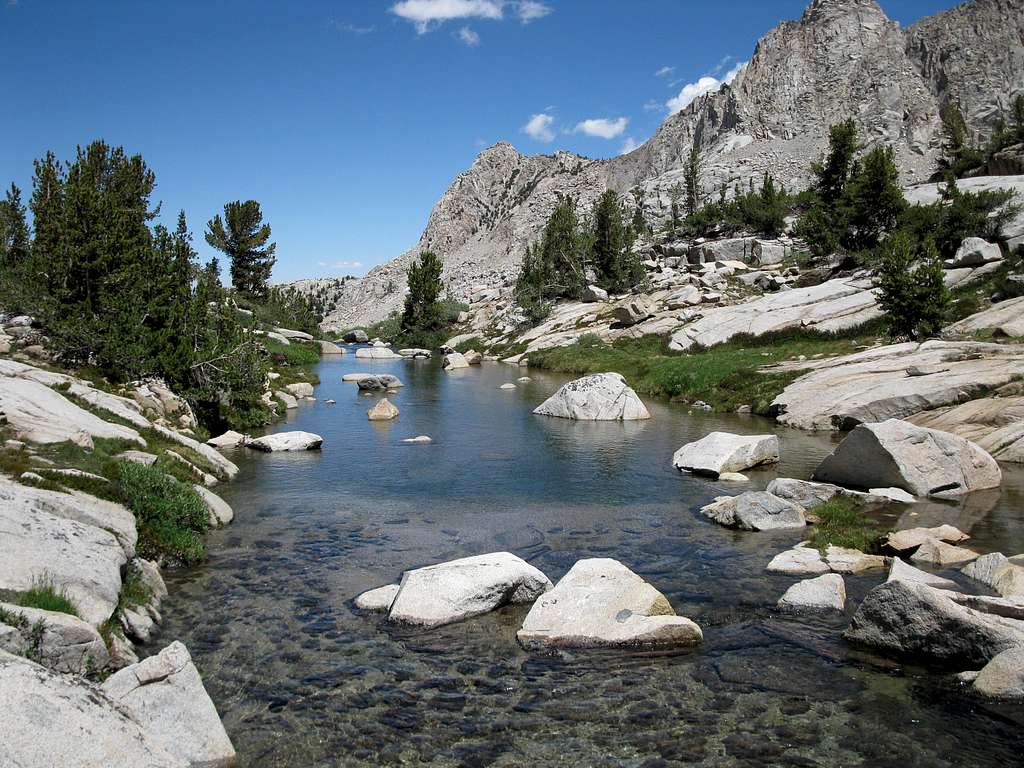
[161,354,1024,767]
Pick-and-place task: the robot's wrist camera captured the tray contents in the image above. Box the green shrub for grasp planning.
[806,497,886,554]
[264,339,320,367]
[0,605,28,628]
[117,562,153,612]
[117,461,209,565]
[16,577,80,617]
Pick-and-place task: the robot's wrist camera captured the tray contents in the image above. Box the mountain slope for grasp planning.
[318,0,1024,330]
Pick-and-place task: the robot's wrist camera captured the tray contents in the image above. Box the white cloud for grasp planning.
[318,260,363,270]
[666,60,746,114]
[390,0,550,33]
[619,136,640,155]
[522,113,556,142]
[707,55,734,77]
[332,21,375,34]
[457,26,480,45]
[515,1,552,22]
[642,99,662,112]
[574,117,628,139]
[654,66,674,78]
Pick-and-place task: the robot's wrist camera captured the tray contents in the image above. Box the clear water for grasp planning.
[160,354,1024,767]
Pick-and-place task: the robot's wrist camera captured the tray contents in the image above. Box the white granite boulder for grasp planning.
[284,382,314,399]
[193,486,234,527]
[443,352,470,370]
[700,491,806,531]
[777,573,846,612]
[886,557,957,589]
[533,373,650,421]
[386,552,552,628]
[517,558,702,649]
[367,398,399,421]
[973,646,1024,700]
[354,584,401,612]
[947,237,1002,268]
[910,539,979,567]
[766,478,887,510]
[318,339,345,355]
[766,545,830,575]
[673,432,779,477]
[206,430,246,448]
[0,650,188,767]
[0,603,110,674]
[102,642,235,768]
[812,419,1002,498]
[355,346,402,360]
[247,431,324,452]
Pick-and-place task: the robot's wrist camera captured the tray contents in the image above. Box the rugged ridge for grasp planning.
[318,0,1024,329]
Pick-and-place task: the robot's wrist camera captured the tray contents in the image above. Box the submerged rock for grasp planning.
[533,373,650,421]
[845,580,1024,664]
[812,419,1002,498]
[387,552,552,628]
[700,491,805,531]
[102,641,236,768]
[247,431,324,452]
[517,558,702,649]
[672,432,779,477]
[777,573,846,612]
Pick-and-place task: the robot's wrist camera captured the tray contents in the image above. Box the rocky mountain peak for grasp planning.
[801,0,887,23]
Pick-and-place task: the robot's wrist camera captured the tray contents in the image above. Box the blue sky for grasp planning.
[0,0,959,282]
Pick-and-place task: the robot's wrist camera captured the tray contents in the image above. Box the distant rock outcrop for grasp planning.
[317,0,1024,329]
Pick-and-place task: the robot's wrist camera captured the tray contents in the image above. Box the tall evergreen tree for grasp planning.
[845,145,907,250]
[873,231,950,341]
[0,184,30,265]
[29,151,65,296]
[684,144,702,217]
[812,120,859,205]
[667,183,683,237]
[400,250,444,346]
[591,190,642,292]
[204,200,277,298]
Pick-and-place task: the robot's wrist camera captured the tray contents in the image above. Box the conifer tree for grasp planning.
[684,144,702,217]
[400,250,444,346]
[845,145,907,250]
[591,190,642,292]
[873,231,950,341]
[812,120,859,205]
[0,184,30,265]
[205,200,277,298]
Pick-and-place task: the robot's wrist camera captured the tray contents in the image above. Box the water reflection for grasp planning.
[160,353,1024,766]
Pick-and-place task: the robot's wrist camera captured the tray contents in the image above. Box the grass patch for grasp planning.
[453,337,484,353]
[118,461,210,565]
[527,324,884,413]
[805,498,887,554]
[264,339,321,367]
[16,577,80,617]
[0,605,28,628]
[117,562,152,613]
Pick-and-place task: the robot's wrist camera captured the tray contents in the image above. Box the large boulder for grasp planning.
[102,642,236,768]
[443,352,470,370]
[0,602,110,674]
[947,237,1002,268]
[886,557,958,589]
[274,390,298,410]
[318,339,345,355]
[886,525,969,552]
[777,573,846,612]
[0,650,188,767]
[766,545,830,575]
[397,348,432,358]
[0,376,145,447]
[0,493,126,628]
[844,580,1024,665]
[357,374,403,391]
[700,491,806,531]
[206,430,246,448]
[274,327,314,341]
[355,346,401,360]
[611,298,655,327]
[973,646,1024,700]
[672,432,779,477]
[193,486,234,527]
[517,558,702,649]
[812,419,1002,498]
[342,329,369,343]
[533,373,650,421]
[385,552,552,628]
[962,553,1024,598]
[581,285,609,302]
[946,296,1024,339]
[284,382,314,399]
[909,538,979,567]
[247,431,324,452]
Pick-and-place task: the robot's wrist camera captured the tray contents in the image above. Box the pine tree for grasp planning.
[873,231,950,341]
[591,190,641,292]
[515,197,587,321]
[667,183,683,237]
[205,200,277,298]
[0,184,30,265]
[400,250,444,346]
[630,189,647,237]
[812,120,859,205]
[845,145,907,251]
[684,144,702,217]
[29,151,65,296]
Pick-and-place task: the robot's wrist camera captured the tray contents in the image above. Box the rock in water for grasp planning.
[766,477,887,509]
[844,580,1024,665]
[247,431,324,452]
[193,485,234,527]
[318,339,345,355]
[443,352,470,370]
[909,538,979,567]
[102,641,235,768]
[342,329,368,343]
[354,584,401,612]
[886,558,957,589]
[206,430,246,448]
[777,573,846,612]
[517,558,702,649]
[533,373,650,421]
[357,374,403,391]
[886,525,968,552]
[812,419,1002,497]
[284,382,314,398]
[387,552,552,628]
[700,491,806,531]
[0,650,187,768]
[672,432,779,477]
[367,398,400,421]
[973,646,1024,700]
[767,545,830,575]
